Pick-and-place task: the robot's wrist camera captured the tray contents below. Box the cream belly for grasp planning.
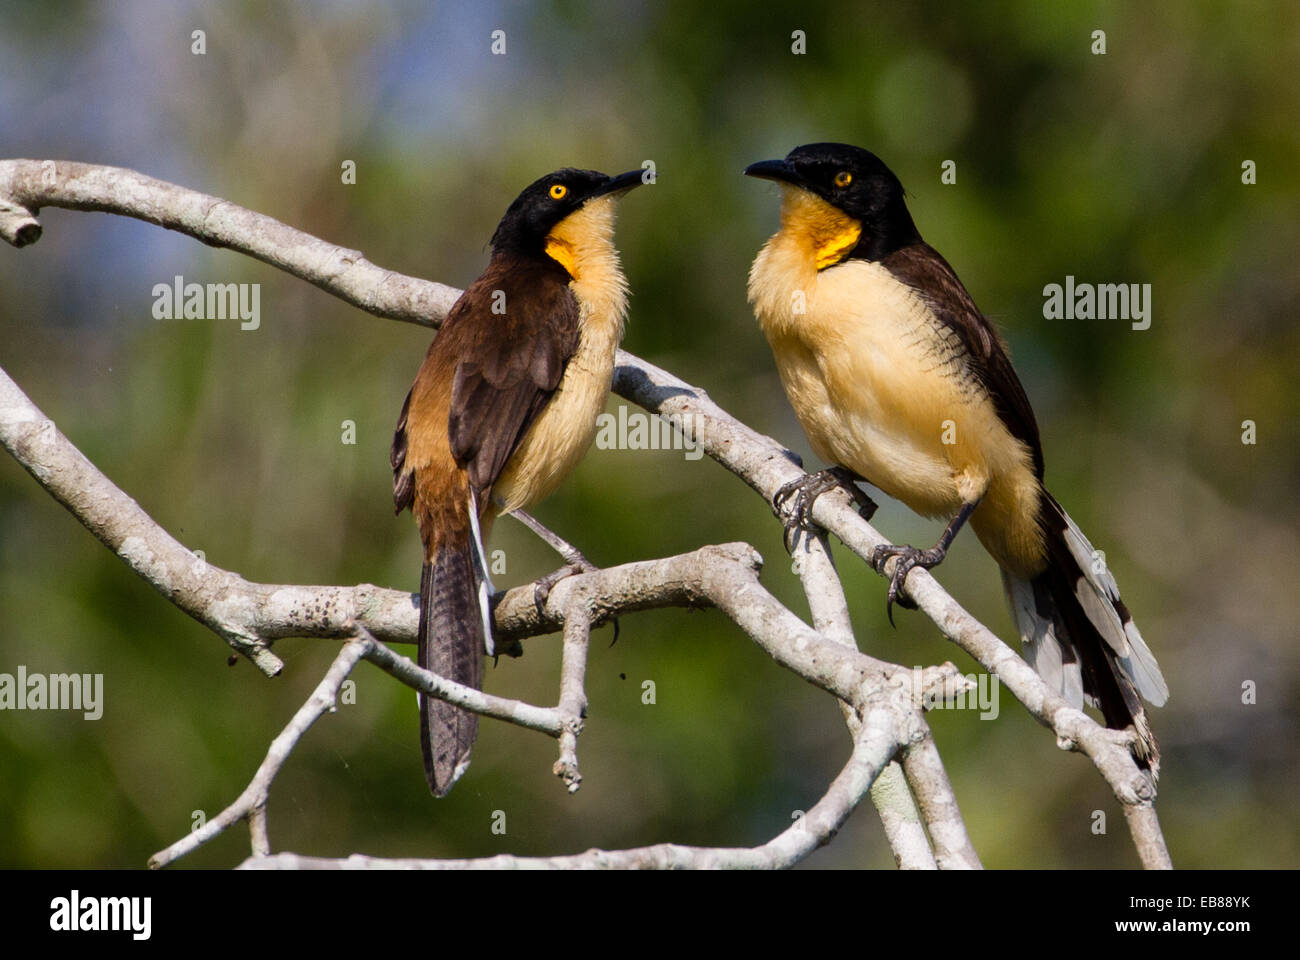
[750,243,1044,575]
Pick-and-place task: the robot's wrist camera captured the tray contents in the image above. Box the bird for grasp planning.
[744,142,1168,776]
[391,166,645,795]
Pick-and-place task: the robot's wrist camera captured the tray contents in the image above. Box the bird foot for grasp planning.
[532,558,621,646]
[772,466,877,550]
[533,556,597,617]
[871,543,945,625]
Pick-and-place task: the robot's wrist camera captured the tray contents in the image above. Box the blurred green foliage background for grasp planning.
[1,0,1296,869]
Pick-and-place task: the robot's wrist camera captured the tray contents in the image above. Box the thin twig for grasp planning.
[0,160,457,323]
[239,714,898,870]
[554,597,592,792]
[148,638,369,868]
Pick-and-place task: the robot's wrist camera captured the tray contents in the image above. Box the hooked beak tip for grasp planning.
[743,159,798,185]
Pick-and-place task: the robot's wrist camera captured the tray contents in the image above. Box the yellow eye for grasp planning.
[834,171,853,188]
[549,184,568,200]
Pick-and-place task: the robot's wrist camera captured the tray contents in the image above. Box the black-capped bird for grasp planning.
[745,143,1168,775]
[392,166,644,795]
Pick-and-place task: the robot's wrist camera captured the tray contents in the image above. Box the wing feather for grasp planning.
[391,254,580,514]
[882,243,1044,479]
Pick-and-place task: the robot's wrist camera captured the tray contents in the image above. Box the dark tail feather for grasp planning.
[419,542,485,796]
[1003,493,1168,778]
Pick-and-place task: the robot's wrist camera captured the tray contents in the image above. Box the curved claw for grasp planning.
[870,500,976,624]
[772,467,877,553]
[872,544,937,626]
[772,478,812,541]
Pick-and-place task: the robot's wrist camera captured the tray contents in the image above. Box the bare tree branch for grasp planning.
[869,763,938,870]
[144,542,961,868]
[0,362,285,677]
[238,710,900,870]
[900,730,983,869]
[789,528,949,868]
[554,597,592,792]
[0,159,455,324]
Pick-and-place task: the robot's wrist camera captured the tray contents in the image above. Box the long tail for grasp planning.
[419,526,489,796]
[1002,492,1169,777]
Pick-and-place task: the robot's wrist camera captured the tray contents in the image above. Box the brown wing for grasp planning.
[447,256,580,503]
[392,254,580,515]
[882,242,1045,479]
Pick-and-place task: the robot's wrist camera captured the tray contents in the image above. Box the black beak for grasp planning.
[591,169,647,198]
[744,158,803,187]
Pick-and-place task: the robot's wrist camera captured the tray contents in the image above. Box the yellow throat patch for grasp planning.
[779,186,862,270]
[544,237,577,278]
[544,195,619,281]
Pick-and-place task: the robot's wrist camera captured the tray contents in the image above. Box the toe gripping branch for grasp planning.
[532,558,621,647]
[871,499,979,626]
[772,466,878,551]
[512,510,620,646]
